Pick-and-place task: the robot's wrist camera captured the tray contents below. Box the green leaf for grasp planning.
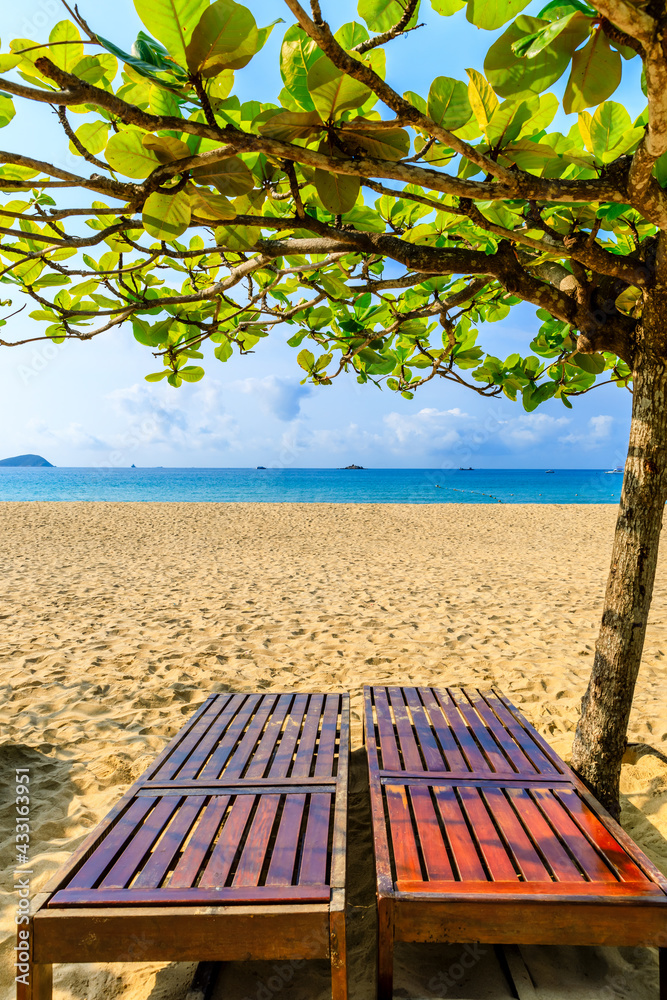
[428,76,472,130]
[345,125,410,159]
[186,0,257,74]
[214,339,233,361]
[431,0,466,12]
[71,53,117,84]
[142,133,191,162]
[0,94,15,129]
[134,0,208,66]
[179,365,205,381]
[589,101,630,160]
[467,0,531,31]
[563,30,621,113]
[307,55,371,121]
[571,351,605,373]
[189,185,237,220]
[49,20,83,73]
[192,155,254,196]
[313,167,360,214]
[0,53,20,72]
[145,370,170,381]
[70,121,108,157]
[258,109,323,141]
[215,224,258,251]
[359,0,420,32]
[280,24,321,113]
[512,10,590,58]
[106,129,160,178]
[297,348,315,370]
[142,189,192,239]
[484,16,572,99]
[466,68,498,131]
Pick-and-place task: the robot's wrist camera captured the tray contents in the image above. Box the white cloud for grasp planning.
[231,375,311,421]
[25,419,109,452]
[559,414,613,447]
[383,407,471,451]
[106,380,239,452]
[498,413,570,448]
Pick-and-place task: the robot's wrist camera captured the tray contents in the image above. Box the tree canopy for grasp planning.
[0,0,657,407]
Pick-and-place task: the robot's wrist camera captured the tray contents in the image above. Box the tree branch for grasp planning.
[281,0,515,182]
[353,0,422,54]
[586,0,654,47]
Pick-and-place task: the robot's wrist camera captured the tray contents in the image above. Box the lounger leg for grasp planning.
[377,896,394,1000]
[659,947,666,1000]
[16,963,51,1000]
[330,890,348,1000]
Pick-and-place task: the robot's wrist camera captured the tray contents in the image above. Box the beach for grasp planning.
[1,501,666,999]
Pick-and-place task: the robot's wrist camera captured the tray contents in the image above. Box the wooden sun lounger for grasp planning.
[364,684,667,999]
[19,692,349,1000]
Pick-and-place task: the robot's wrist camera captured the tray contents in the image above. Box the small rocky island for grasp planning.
[340,464,364,469]
[0,454,54,467]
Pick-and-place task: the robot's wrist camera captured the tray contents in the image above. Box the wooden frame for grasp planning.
[364,685,667,999]
[19,692,349,1000]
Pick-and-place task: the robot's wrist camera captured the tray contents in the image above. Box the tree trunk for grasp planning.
[571,338,667,819]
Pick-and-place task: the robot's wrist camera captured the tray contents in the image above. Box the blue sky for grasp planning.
[0,0,640,469]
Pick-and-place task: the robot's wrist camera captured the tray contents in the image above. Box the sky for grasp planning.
[0,0,642,469]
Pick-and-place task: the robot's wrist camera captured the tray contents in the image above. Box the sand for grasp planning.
[1,501,666,1000]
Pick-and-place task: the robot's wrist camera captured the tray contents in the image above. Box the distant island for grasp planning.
[340,464,364,470]
[0,454,54,467]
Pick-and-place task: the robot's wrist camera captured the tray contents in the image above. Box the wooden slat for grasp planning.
[505,787,584,882]
[100,797,180,889]
[457,786,518,881]
[379,773,571,785]
[298,793,332,885]
[393,880,664,898]
[531,788,619,884]
[217,697,279,781]
[243,695,293,780]
[233,795,281,887]
[481,787,552,883]
[388,687,423,772]
[448,688,516,775]
[48,885,331,906]
[267,694,309,779]
[373,688,402,772]
[408,785,453,881]
[150,695,238,782]
[291,694,324,778]
[168,796,230,889]
[418,687,468,773]
[403,688,446,771]
[133,796,206,889]
[432,786,487,881]
[314,694,340,778]
[199,796,255,888]
[264,794,306,886]
[463,688,537,775]
[485,690,562,776]
[433,688,490,773]
[191,696,263,781]
[65,798,154,889]
[385,785,422,883]
[553,787,652,884]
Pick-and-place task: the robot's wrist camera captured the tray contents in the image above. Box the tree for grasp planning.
[0,0,664,816]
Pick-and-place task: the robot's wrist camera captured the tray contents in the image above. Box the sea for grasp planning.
[0,467,626,503]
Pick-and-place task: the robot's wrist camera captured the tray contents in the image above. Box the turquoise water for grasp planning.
[0,467,625,503]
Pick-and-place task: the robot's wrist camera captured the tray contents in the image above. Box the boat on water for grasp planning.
[605,467,624,474]
[545,469,554,473]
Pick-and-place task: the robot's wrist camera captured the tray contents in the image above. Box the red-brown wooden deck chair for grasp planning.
[364,684,667,999]
[19,692,349,1000]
